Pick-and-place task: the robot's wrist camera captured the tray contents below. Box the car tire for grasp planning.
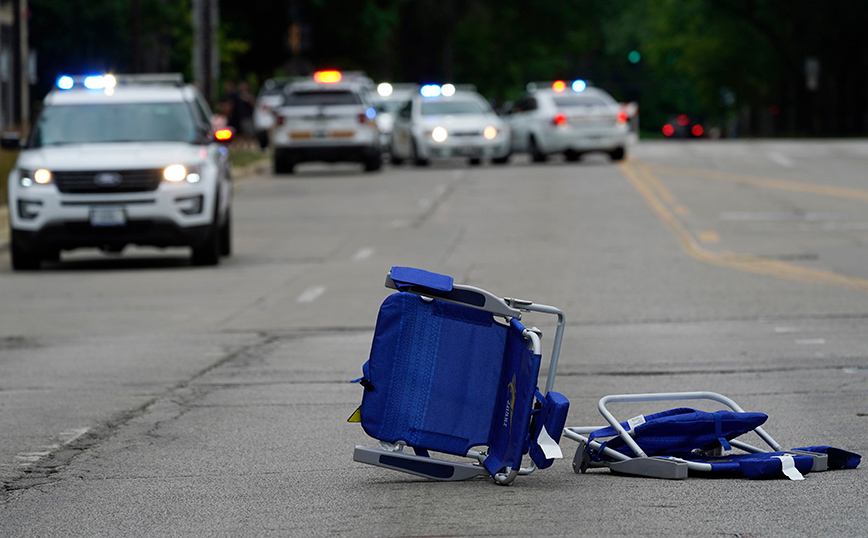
[609,146,626,161]
[411,139,429,167]
[564,150,582,162]
[492,153,511,165]
[219,209,232,257]
[363,153,382,172]
[468,157,482,166]
[529,136,547,163]
[10,232,41,271]
[389,153,404,165]
[273,151,295,174]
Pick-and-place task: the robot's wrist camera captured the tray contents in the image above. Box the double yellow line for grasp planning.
[619,161,868,293]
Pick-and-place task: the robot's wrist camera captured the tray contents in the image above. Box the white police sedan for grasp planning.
[504,80,630,162]
[389,84,511,166]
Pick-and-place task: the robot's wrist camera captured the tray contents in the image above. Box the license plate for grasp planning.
[454,147,481,157]
[90,207,126,227]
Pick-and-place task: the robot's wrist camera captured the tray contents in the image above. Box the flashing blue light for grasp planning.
[572,79,587,92]
[83,75,105,89]
[365,107,377,120]
[57,76,74,90]
[420,84,441,97]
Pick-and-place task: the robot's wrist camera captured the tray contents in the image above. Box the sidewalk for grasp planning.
[0,157,270,252]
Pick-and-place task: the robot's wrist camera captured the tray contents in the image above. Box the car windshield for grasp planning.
[32,103,197,147]
[374,100,406,114]
[420,100,488,116]
[553,95,614,108]
[283,90,361,106]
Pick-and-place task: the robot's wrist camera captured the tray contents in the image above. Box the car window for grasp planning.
[553,95,614,108]
[283,90,362,106]
[192,95,212,127]
[31,103,197,147]
[419,100,488,116]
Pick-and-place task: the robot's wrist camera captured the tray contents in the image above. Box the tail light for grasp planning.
[617,110,629,123]
[552,112,568,126]
[276,115,285,126]
[662,124,675,136]
[691,124,704,137]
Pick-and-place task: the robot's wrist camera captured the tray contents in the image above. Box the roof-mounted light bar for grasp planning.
[55,73,185,91]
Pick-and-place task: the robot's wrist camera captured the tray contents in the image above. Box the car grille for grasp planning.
[53,169,164,194]
[451,130,482,137]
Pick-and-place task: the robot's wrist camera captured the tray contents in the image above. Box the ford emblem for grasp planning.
[93,172,123,187]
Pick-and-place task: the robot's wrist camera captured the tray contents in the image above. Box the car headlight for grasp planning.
[163,164,201,183]
[431,126,448,143]
[483,126,498,140]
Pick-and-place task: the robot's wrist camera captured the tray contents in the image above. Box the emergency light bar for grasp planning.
[55,73,185,90]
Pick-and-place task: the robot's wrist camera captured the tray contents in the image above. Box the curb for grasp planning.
[0,158,270,252]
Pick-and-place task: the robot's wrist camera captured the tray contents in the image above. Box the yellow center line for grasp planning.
[644,162,868,202]
[618,162,868,293]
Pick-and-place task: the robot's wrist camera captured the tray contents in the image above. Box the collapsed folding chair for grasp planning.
[563,392,861,480]
[350,267,569,485]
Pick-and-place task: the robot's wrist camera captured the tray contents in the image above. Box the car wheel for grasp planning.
[564,150,582,162]
[219,209,232,257]
[492,153,511,165]
[10,232,41,271]
[529,136,547,163]
[273,151,295,174]
[389,153,404,165]
[609,146,626,161]
[468,157,482,166]
[363,153,382,172]
[412,139,429,167]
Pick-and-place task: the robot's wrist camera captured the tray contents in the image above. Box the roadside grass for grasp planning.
[0,149,17,205]
[230,145,269,168]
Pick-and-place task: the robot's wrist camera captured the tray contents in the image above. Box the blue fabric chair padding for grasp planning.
[529,391,570,469]
[792,446,861,469]
[483,318,541,476]
[361,293,540,474]
[390,266,454,293]
[589,408,769,458]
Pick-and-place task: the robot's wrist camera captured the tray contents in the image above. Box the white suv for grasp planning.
[3,73,234,270]
[505,80,629,162]
[271,71,381,174]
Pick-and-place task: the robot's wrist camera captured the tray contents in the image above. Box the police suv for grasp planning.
[3,73,234,270]
[271,70,382,174]
[505,80,629,162]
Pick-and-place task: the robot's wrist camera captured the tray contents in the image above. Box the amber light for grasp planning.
[214,128,233,141]
[552,80,567,93]
[314,70,342,84]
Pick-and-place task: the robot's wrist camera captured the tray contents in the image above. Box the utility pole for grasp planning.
[192,0,219,105]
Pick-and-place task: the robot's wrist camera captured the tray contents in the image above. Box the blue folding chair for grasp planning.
[563,392,861,480]
[351,267,569,485]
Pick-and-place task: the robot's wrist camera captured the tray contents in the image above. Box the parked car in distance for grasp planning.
[270,70,381,174]
[504,80,630,162]
[253,77,290,149]
[390,84,511,166]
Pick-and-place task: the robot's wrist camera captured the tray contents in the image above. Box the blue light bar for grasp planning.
[420,84,441,97]
[365,107,377,120]
[572,79,587,92]
[56,76,74,90]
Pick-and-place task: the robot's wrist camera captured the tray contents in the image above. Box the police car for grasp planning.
[504,80,629,162]
[390,84,511,166]
[270,70,381,174]
[3,73,234,270]
[371,82,418,154]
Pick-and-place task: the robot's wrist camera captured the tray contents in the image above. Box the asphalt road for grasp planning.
[1,140,866,537]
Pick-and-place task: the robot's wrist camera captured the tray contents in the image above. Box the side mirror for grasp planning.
[214,127,234,143]
[1,132,22,150]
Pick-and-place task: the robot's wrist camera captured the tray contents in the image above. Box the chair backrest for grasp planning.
[361,292,540,469]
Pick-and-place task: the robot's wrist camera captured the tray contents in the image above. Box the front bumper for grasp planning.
[12,220,212,253]
[417,137,510,160]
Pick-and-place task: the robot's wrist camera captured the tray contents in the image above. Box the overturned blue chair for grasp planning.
[351,267,569,485]
[563,392,861,480]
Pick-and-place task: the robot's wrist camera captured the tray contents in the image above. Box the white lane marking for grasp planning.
[775,327,802,333]
[768,151,794,167]
[352,247,374,262]
[794,338,826,345]
[297,285,326,303]
[13,427,89,468]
